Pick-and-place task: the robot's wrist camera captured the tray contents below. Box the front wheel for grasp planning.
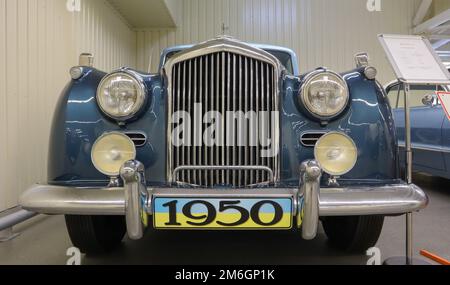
[65,215,126,254]
[321,215,384,253]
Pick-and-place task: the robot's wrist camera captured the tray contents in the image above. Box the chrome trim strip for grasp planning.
[398,142,450,154]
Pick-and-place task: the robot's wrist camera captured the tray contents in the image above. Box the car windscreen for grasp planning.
[164,49,294,74]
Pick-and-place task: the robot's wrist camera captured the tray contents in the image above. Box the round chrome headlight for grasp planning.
[314,132,357,176]
[300,70,349,119]
[97,71,147,120]
[91,132,136,176]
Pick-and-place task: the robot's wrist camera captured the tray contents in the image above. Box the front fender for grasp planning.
[281,69,399,185]
[48,68,167,186]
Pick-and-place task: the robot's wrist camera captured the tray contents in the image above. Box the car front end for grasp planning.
[20,37,428,254]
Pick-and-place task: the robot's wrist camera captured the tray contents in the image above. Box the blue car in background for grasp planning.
[386,79,450,179]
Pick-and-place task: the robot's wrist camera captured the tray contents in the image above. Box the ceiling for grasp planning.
[413,1,450,63]
[107,0,177,28]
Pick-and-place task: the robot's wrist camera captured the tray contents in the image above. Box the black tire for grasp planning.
[322,215,384,253]
[65,215,126,254]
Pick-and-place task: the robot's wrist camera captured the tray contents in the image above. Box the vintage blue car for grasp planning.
[386,79,450,179]
[20,37,428,255]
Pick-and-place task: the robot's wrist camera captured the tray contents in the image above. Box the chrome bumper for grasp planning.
[20,160,428,240]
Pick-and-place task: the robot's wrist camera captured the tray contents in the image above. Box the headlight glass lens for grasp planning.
[301,71,349,118]
[91,132,136,176]
[314,132,357,176]
[97,72,145,119]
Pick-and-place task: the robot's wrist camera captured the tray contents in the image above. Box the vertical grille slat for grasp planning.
[193,58,197,185]
[187,61,192,183]
[255,60,260,183]
[176,64,181,181]
[209,55,214,186]
[244,56,249,186]
[221,52,226,185]
[249,58,255,184]
[169,50,278,188]
[234,55,237,185]
[199,56,205,186]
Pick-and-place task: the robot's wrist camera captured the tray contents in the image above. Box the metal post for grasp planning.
[404,83,412,185]
[406,213,413,264]
[384,83,429,265]
[404,83,414,265]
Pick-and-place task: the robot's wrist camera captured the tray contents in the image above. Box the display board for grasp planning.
[378,34,450,85]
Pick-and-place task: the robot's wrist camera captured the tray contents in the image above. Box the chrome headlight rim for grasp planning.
[96,69,148,122]
[314,131,358,176]
[300,69,350,121]
[91,131,137,177]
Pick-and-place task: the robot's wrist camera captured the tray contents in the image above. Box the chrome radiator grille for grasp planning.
[167,51,279,187]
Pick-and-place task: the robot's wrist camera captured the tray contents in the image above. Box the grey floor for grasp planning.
[1,173,449,265]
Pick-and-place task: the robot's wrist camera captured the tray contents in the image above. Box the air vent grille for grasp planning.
[126,132,147,147]
[300,132,326,147]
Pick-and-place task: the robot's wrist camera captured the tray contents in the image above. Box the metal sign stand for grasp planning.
[378,34,450,265]
[383,83,429,265]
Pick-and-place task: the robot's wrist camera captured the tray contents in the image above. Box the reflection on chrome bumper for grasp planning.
[20,160,429,240]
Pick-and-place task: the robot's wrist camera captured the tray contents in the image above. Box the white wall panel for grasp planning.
[0,0,421,212]
[137,0,419,84]
[0,0,136,211]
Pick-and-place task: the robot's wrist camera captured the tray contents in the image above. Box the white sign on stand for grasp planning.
[379,34,450,84]
[378,34,450,265]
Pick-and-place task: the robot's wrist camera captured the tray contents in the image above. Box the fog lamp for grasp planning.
[314,132,357,176]
[91,132,136,176]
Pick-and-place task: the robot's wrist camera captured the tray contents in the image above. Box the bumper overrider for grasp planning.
[20,160,428,240]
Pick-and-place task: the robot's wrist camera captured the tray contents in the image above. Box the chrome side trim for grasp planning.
[398,142,450,154]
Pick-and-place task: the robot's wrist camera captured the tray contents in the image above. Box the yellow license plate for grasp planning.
[153,198,293,229]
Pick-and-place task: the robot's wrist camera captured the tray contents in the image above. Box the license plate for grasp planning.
[153,198,293,229]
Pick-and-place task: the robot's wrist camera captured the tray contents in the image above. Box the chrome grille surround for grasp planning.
[163,37,283,187]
